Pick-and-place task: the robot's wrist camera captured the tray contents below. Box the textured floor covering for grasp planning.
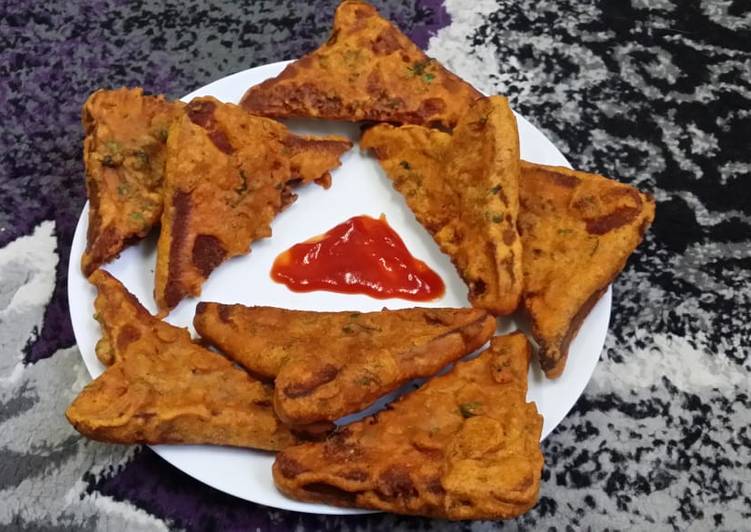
[1,0,749,530]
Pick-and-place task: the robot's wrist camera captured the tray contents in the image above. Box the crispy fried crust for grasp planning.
[66,271,298,450]
[154,97,351,312]
[272,308,495,426]
[361,96,523,315]
[81,88,184,276]
[519,162,656,378]
[194,304,494,383]
[240,0,481,129]
[194,304,497,433]
[273,332,543,520]
[90,266,155,366]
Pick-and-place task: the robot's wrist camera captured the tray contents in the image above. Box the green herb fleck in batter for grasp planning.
[408,60,435,83]
[459,401,482,418]
[355,376,375,386]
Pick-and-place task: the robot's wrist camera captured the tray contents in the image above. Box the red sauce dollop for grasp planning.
[271,215,445,301]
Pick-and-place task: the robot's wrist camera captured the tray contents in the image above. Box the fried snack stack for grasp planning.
[273,333,543,520]
[81,93,351,313]
[70,0,659,521]
[240,0,481,129]
[194,304,496,428]
[81,88,184,276]
[361,96,523,316]
[238,0,654,380]
[154,97,351,311]
[67,271,298,451]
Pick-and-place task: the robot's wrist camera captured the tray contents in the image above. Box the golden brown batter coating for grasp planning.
[240,0,481,129]
[271,308,495,427]
[81,88,183,276]
[194,303,494,383]
[272,332,543,520]
[361,96,523,315]
[90,265,156,367]
[518,162,655,378]
[66,270,298,450]
[154,97,351,312]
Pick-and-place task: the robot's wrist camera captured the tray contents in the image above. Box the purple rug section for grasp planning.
[91,448,438,531]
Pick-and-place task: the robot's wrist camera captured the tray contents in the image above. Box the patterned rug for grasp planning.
[1,0,749,530]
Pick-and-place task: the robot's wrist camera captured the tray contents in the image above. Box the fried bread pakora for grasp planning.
[361,96,523,315]
[66,271,298,450]
[240,1,481,129]
[518,162,655,378]
[194,304,494,385]
[272,332,543,520]
[90,264,157,366]
[154,97,352,312]
[81,88,184,277]
[272,308,495,427]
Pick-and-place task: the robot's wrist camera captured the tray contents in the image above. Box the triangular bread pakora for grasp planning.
[240,0,481,129]
[66,270,298,450]
[90,263,157,367]
[194,303,496,427]
[272,332,543,520]
[518,161,655,378]
[81,88,183,276]
[154,96,352,312]
[360,96,523,316]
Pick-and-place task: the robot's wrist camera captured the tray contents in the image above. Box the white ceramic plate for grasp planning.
[68,60,611,514]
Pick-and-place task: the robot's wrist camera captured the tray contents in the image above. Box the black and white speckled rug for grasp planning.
[1,1,749,530]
